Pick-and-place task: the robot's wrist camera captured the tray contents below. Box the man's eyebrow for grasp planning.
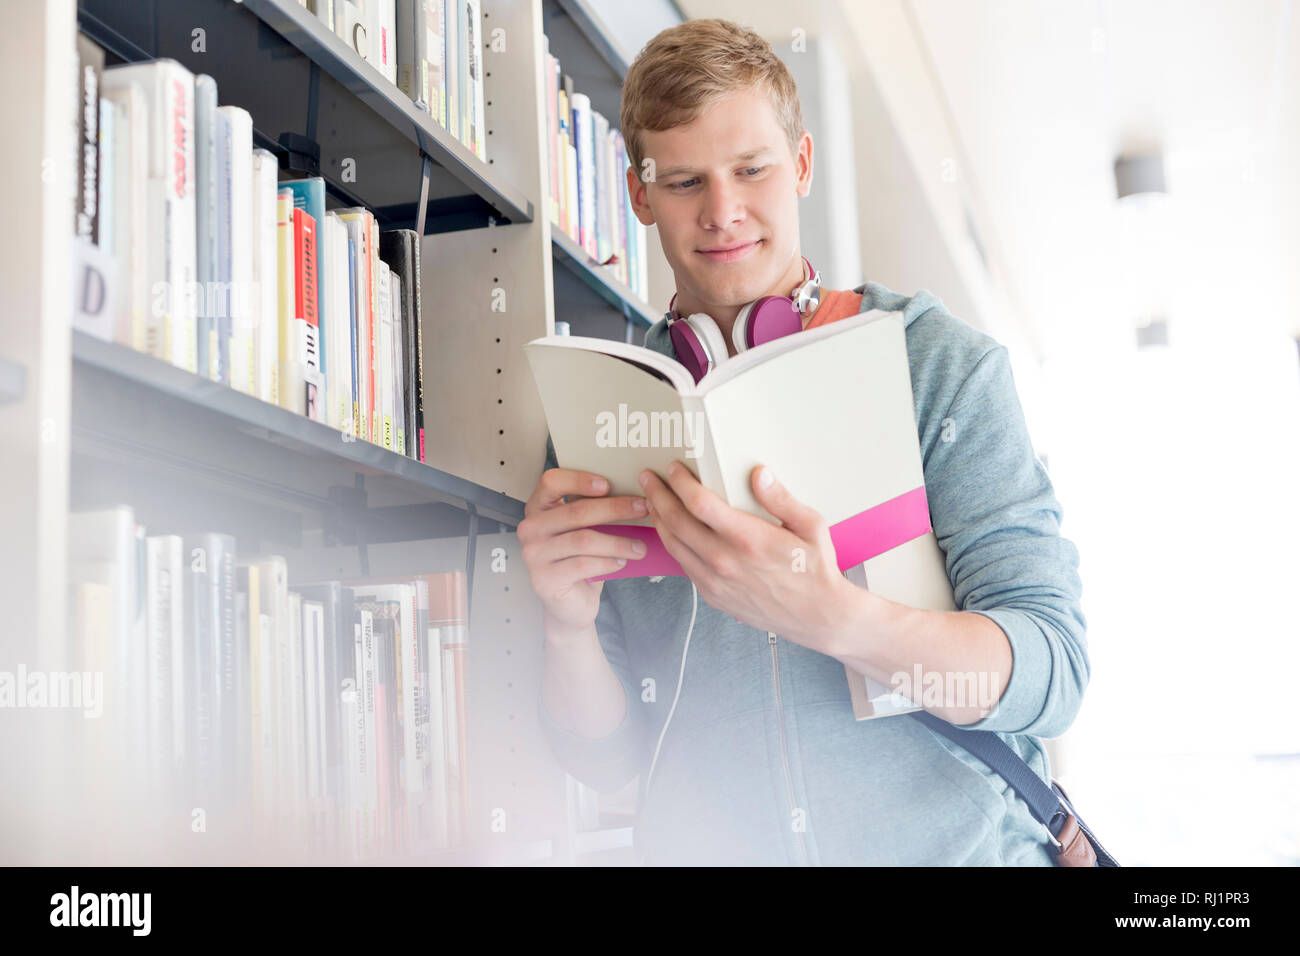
[654,148,775,179]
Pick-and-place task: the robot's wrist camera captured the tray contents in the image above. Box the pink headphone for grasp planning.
[666,257,822,384]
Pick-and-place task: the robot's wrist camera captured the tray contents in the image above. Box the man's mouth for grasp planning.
[697,239,761,263]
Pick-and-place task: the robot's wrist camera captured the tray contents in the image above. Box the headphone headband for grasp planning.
[665,256,821,323]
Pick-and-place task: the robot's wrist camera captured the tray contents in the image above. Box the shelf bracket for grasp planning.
[415,154,433,236]
[464,501,479,628]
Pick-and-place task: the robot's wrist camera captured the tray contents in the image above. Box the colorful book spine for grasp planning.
[293,206,322,421]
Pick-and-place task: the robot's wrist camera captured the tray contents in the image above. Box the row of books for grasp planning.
[302,0,487,162]
[67,505,471,860]
[543,40,650,303]
[74,40,426,460]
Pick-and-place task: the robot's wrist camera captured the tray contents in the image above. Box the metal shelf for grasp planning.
[78,0,534,232]
[71,332,525,529]
[551,228,657,328]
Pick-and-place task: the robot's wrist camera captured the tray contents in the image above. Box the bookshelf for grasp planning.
[4,0,678,865]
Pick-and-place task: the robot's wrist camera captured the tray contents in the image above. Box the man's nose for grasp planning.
[700,179,744,231]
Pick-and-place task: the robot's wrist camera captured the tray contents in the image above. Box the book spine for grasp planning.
[367,214,380,443]
[593,110,609,265]
[144,536,173,786]
[556,88,569,236]
[430,0,446,129]
[543,51,559,227]
[301,600,325,821]
[100,85,147,350]
[75,35,102,244]
[251,150,280,404]
[390,270,405,455]
[444,0,458,144]
[466,0,484,161]
[277,189,301,414]
[194,75,218,379]
[347,234,360,439]
[411,233,425,462]
[166,66,198,374]
[456,0,469,147]
[96,99,113,254]
[214,536,237,810]
[284,180,328,398]
[396,0,427,111]
[384,0,398,84]
[222,108,255,394]
[214,107,232,385]
[293,207,322,421]
[616,132,630,287]
[376,259,393,450]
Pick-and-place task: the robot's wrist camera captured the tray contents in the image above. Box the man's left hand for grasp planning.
[638,459,853,653]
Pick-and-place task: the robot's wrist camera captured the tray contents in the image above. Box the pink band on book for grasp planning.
[584,485,933,583]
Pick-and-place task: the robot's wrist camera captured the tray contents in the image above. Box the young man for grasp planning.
[519,19,1087,865]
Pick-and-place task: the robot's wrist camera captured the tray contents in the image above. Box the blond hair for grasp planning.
[620,19,804,173]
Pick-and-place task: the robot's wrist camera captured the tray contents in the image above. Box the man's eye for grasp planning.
[741,166,764,176]
[668,178,699,190]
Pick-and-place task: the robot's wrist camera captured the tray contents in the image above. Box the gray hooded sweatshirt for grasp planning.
[538,280,1088,866]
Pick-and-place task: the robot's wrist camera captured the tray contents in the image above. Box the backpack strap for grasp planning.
[909,710,1119,866]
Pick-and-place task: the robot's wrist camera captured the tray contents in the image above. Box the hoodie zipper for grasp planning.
[769,631,810,866]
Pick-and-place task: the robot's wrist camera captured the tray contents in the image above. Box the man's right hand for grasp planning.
[518,468,649,638]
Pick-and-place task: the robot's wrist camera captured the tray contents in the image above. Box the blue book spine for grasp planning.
[283,179,328,385]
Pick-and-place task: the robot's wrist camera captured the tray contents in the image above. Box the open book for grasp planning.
[524,309,956,720]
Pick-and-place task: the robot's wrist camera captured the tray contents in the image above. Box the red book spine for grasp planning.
[293,207,319,370]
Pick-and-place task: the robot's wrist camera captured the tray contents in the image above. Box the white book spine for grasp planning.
[312,0,334,30]
[376,259,393,449]
[340,216,369,443]
[466,0,485,161]
[565,138,579,243]
[570,93,596,258]
[97,100,114,256]
[359,608,379,857]
[593,111,609,264]
[390,271,404,455]
[220,106,255,394]
[194,75,219,379]
[444,0,458,142]
[102,61,197,372]
[333,218,354,434]
[144,537,170,784]
[424,624,447,847]
[301,601,325,803]
[101,86,146,350]
[320,216,339,430]
[250,150,280,405]
[383,0,398,84]
[440,628,462,845]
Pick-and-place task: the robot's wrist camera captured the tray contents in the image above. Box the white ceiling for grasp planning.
[905,0,1300,356]
[679,0,1300,357]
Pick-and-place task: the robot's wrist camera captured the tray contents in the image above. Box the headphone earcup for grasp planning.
[669,313,730,384]
[735,296,804,352]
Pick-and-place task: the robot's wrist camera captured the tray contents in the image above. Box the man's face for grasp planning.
[628,85,813,314]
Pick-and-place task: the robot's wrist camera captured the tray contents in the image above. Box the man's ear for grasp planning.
[795,130,814,198]
[627,164,656,226]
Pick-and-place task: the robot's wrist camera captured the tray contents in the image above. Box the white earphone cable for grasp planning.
[644,580,697,800]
